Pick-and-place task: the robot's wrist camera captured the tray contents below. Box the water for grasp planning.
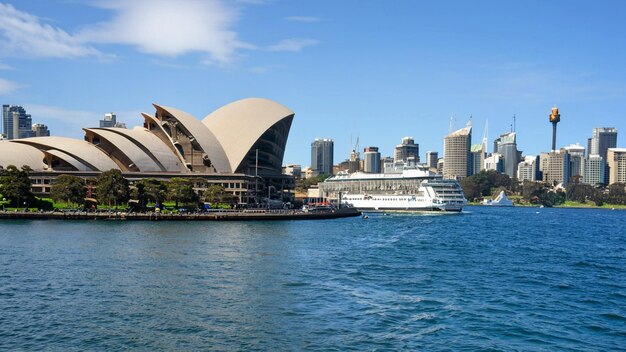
[1,207,625,351]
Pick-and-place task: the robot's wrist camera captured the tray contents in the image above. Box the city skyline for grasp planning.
[0,1,625,166]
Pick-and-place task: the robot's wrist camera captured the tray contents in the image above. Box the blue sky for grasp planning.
[1,0,625,167]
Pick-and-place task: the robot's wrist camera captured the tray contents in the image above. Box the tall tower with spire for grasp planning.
[549,106,561,151]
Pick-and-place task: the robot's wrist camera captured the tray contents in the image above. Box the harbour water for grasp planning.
[1,206,625,350]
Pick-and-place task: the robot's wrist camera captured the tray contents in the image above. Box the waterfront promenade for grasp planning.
[0,207,361,221]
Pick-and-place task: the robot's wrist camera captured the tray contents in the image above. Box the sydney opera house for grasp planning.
[0,98,295,204]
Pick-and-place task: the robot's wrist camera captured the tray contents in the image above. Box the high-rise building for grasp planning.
[517,155,540,182]
[563,143,585,182]
[425,151,438,170]
[2,105,36,140]
[584,155,606,186]
[470,143,485,175]
[607,148,626,185]
[590,127,618,159]
[394,137,419,163]
[348,147,360,173]
[32,123,50,137]
[363,146,381,173]
[494,132,521,178]
[542,149,571,186]
[311,138,334,176]
[100,112,117,128]
[443,126,472,179]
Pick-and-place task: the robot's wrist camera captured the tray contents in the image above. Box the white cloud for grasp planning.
[78,0,253,65]
[0,3,102,59]
[286,16,321,23]
[23,104,102,125]
[0,77,21,94]
[267,38,318,52]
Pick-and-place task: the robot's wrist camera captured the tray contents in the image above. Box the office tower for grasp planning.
[2,105,35,140]
[549,106,561,151]
[381,156,394,173]
[607,148,626,185]
[563,143,585,182]
[32,123,50,137]
[363,146,381,173]
[543,149,571,186]
[394,137,419,163]
[425,151,438,169]
[493,132,521,177]
[517,155,539,182]
[100,113,117,128]
[484,153,504,173]
[311,138,334,176]
[349,148,360,173]
[470,143,485,175]
[443,126,472,179]
[584,155,606,186]
[590,127,618,159]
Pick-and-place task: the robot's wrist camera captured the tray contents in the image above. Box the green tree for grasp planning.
[132,179,167,206]
[460,176,481,201]
[96,169,129,207]
[50,174,86,206]
[203,184,236,205]
[0,165,35,207]
[168,178,198,207]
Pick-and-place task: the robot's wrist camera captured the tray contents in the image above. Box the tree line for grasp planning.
[0,165,236,210]
[460,170,626,207]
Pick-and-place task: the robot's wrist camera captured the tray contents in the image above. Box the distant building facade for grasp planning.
[584,155,606,186]
[484,153,504,173]
[443,126,472,179]
[363,146,381,173]
[607,148,626,185]
[283,164,302,178]
[31,123,50,137]
[517,155,539,182]
[494,132,521,178]
[590,127,617,159]
[311,138,334,176]
[425,151,438,170]
[100,113,117,128]
[470,143,485,175]
[394,136,419,163]
[2,105,36,140]
[542,149,571,186]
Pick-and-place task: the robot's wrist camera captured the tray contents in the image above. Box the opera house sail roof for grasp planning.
[0,98,295,177]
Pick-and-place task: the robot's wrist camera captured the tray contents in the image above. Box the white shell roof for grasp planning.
[98,127,185,172]
[85,128,167,172]
[155,104,231,173]
[13,137,119,171]
[44,149,92,171]
[0,141,47,170]
[202,98,294,172]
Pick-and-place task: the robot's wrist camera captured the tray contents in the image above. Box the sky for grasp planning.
[1,0,625,167]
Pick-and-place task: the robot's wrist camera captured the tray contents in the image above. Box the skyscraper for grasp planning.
[542,149,571,186]
[607,148,626,185]
[470,143,485,175]
[590,127,617,160]
[494,132,521,178]
[2,105,35,140]
[311,138,334,176]
[394,137,419,163]
[584,155,606,186]
[363,146,381,173]
[517,156,540,182]
[590,127,617,185]
[425,151,438,170]
[443,126,472,179]
[563,143,585,182]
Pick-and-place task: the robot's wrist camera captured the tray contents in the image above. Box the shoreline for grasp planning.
[0,207,362,221]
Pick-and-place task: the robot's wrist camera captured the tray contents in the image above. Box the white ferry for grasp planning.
[319,166,467,212]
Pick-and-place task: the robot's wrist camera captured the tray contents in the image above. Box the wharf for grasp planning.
[0,207,361,221]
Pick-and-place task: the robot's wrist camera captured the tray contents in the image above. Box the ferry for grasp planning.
[319,166,467,212]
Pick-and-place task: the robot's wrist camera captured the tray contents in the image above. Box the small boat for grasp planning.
[483,191,513,207]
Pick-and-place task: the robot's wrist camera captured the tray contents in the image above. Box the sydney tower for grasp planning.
[549,106,561,151]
